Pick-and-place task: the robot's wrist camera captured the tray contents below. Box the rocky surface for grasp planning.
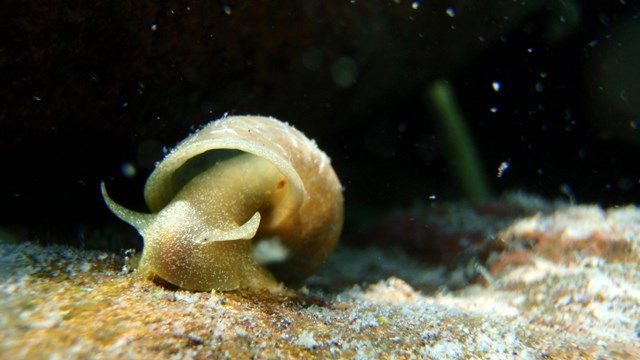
[1,199,639,359]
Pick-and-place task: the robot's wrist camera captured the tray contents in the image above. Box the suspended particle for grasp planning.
[446,7,456,17]
[497,162,510,178]
[120,162,137,178]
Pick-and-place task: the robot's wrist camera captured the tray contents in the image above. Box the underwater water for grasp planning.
[1,2,640,358]
[1,1,638,247]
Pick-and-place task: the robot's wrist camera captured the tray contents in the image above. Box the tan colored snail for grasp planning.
[101,115,343,291]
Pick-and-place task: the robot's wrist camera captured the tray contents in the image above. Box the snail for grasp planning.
[101,115,344,291]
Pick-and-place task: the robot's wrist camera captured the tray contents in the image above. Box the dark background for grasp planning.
[1,1,639,250]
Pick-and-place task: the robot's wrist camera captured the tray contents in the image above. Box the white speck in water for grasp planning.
[527,48,534,53]
[492,81,501,92]
[429,194,437,200]
[120,162,137,178]
[535,82,544,92]
[411,2,420,10]
[223,5,232,15]
[630,120,639,130]
[497,162,510,178]
[446,7,456,17]
[32,95,41,101]
[490,107,499,113]
[150,24,157,31]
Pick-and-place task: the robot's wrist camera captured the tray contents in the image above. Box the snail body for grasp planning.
[101,115,343,291]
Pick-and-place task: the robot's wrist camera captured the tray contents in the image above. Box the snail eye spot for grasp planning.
[277,178,286,189]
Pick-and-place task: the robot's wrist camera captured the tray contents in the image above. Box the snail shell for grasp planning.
[101,115,343,291]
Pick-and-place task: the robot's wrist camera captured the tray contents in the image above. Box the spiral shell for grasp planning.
[102,115,343,291]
